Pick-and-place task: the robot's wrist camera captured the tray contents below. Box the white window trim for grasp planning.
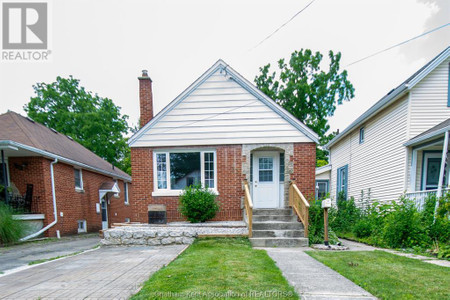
[124,182,129,205]
[77,220,87,233]
[114,179,120,198]
[75,168,84,191]
[152,149,218,196]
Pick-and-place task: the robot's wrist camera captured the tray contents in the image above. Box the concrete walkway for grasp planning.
[340,238,450,268]
[264,248,376,300]
[0,234,100,273]
[0,245,186,300]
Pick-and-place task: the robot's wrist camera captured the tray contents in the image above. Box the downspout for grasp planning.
[20,158,59,241]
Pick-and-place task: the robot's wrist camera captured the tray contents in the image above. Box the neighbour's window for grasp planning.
[359,127,365,144]
[279,153,285,182]
[124,182,129,204]
[337,165,348,199]
[74,169,83,190]
[154,151,216,191]
[316,180,329,200]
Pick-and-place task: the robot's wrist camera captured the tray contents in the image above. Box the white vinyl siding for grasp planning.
[132,70,311,147]
[330,95,409,204]
[408,57,450,139]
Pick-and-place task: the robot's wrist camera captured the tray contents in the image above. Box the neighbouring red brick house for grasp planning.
[129,60,318,223]
[0,112,132,238]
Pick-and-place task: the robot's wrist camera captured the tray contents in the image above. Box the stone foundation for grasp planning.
[101,222,248,246]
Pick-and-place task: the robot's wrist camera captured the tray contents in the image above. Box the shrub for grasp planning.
[382,196,429,248]
[308,199,339,244]
[0,203,27,245]
[353,218,372,238]
[179,185,219,223]
[331,193,361,234]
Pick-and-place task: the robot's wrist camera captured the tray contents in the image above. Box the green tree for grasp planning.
[255,49,355,165]
[24,76,131,173]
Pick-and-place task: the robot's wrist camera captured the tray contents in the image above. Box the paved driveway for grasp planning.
[0,234,101,272]
[0,245,187,300]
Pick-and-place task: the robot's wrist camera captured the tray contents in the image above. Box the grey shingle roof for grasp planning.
[407,117,450,143]
[0,111,131,181]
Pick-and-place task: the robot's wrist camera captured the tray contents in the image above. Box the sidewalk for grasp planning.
[340,238,450,268]
[263,247,376,300]
[0,233,100,273]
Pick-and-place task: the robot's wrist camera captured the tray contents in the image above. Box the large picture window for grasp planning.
[154,150,216,194]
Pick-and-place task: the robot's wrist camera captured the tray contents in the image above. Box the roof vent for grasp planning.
[387,88,395,95]
[67,135,73,141]
[26,117,35,123]
[50,128,58,134]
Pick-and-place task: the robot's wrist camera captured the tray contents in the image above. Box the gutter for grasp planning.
[0,140,131,182]
[20,159,59,241]
[404,125,450,147]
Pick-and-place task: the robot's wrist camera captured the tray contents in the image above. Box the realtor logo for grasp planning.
[1,1,51,61]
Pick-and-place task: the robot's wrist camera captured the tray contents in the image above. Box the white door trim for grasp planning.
[101,197,108,230]
[252,151,280,208]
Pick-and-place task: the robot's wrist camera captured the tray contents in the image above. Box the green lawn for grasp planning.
[132,238,297,299]
[306,250,450,300]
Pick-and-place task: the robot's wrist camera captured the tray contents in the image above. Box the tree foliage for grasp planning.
[24,76,131,173]
[255,49,355,164]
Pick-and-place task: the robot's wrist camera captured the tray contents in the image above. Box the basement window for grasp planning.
[154,150,217,195]
[77,220,87,233]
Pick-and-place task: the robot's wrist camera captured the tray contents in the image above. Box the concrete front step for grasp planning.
[253,215,298,222]
[252,229,304,238]
[252,221,303,231]
[250,237,309,247]
[253,209,293,216]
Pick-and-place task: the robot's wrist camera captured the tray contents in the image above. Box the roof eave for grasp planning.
[326,86,408,149]
[129,60,319,146]
[404,126,450,147]
[0,140,132,182]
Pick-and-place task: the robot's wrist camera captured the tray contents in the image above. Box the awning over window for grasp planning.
[98,181,120,200]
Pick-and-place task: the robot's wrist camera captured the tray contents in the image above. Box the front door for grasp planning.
[422,152,445,191]
[101,198,108,230]
[252,152,279,208]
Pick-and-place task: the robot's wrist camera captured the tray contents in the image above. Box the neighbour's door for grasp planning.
[101,198,108,230]
[252,152,279,208]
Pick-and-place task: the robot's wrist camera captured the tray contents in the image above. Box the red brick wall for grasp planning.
[139,74,153,128]
[131,145,244,223]
[291,142,317,201]
[8,157,132,236]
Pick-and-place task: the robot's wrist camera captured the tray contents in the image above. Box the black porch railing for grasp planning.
[0,195,40,214]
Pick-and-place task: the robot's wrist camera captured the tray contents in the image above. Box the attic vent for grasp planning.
[50,128,58,134]
[26,117,35,123]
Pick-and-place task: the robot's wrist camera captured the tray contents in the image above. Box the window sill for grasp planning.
[124,202,130,206]
[152,189,219,197]
[75,188,85,193]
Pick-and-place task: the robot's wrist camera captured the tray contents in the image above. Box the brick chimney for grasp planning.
[138,70,153,128]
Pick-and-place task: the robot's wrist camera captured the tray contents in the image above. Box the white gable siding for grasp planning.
[132,70,312,147]
[409,57,450,139]
[330,95,409,204]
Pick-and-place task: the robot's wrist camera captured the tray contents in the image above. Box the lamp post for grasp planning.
[321,198,331,246]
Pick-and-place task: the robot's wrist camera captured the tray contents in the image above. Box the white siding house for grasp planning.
[325,47,450,207]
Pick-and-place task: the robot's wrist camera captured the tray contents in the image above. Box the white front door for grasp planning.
[252,151,279,208]
[101,198,108,230]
